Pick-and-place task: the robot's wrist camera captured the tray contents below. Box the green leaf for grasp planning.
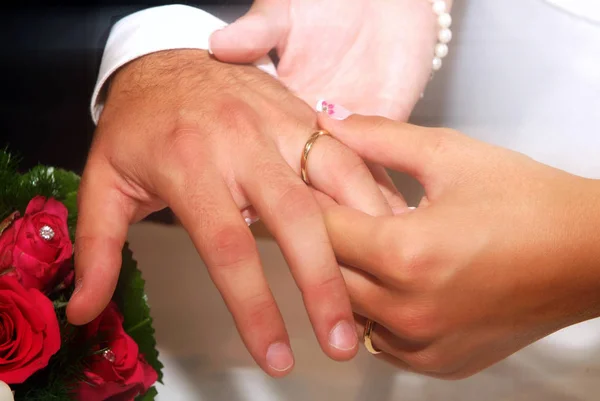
[52,168,80,195]
[1,149,162,398]
[114,243,164,382]
[52,169,80,238]
[136,386,159,401]
[62,190,79,240]
[0,150,80,236]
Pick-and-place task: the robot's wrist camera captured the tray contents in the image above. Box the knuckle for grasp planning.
[296,105,318,128]
[337,150,372,187]
[271,100,316,135]
[398,246,426,281]
[391,304,440,341]
[428,130,454,157]
[255,160,290,183]
[161,127,207,173]
[73,235,123,273]
[384,238,430,287]
[363,117,390,138]
[210,95,260,137]
[407,349,450,374]
[371,222,404,271]
[73,235,95,260]
[273,184,319,221]
[424,128,463,166]
[369,224,434,289]
[300,272,346,299]
[239,294,280,330]
[164,96,261,162]
[205,225,255,270]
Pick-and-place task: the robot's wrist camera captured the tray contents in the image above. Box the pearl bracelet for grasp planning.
[429,0,452,73]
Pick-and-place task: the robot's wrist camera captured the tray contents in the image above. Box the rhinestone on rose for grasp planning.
[102,349,116,363]
[39,225,55,241]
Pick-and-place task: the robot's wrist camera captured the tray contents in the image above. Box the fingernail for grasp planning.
[208,29,221,55]
[72,278,83,296]
[393,206,417,215]
[266,342,294,372]
[316,99,353,120]
[245,216,260,226]
[329,321,358,351]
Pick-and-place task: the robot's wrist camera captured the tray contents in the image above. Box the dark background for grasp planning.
[0,1,251,173]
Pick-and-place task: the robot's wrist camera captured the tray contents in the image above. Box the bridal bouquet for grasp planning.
[0,150,162,400]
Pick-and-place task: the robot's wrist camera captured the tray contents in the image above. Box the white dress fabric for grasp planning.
[121,0,600,400]
[545,0,600,23]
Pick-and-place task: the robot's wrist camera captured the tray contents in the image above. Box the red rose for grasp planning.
[0,276,61,383]
[76,302,158,401]
[0,196,72,290]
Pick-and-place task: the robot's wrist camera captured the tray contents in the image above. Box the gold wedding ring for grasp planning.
[301,130,331,185]
[363,319,382,355]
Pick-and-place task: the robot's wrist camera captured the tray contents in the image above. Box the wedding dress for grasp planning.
[545,0,600,23]
[123,1,600,400]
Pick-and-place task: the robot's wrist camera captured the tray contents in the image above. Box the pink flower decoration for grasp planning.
[321,101,336,115]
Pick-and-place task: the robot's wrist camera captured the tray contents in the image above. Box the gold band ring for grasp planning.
[301,130,331,185]
[363,319,382,355]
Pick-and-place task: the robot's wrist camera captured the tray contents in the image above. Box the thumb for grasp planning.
[209,0,289,63]
[67,160,137,325]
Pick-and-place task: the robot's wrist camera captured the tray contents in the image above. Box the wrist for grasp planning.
[107,50,211,102]
[391,0,454,113]
[582,179,600,317]
[552,177,600,325]
[91,5,277,124]
[91,5,227,124]
[515,174,600,337]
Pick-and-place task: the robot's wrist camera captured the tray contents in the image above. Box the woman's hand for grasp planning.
[210,0,445,121]
[319,113,600,379]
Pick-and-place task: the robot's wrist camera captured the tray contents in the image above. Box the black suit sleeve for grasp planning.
[0,1,250,172]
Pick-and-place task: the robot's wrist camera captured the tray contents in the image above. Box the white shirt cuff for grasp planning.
[91,4,277,124]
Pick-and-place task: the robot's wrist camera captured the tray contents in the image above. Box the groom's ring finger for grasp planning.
[301,130,331,184]
[294,130,392,217]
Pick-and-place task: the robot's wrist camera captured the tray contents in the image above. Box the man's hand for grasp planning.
[210,0,443,121]
[67,51,394,376]
[320,113,600,379]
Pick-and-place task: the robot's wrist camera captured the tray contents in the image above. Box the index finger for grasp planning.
[317,113,460,190]
[323,205,412,283]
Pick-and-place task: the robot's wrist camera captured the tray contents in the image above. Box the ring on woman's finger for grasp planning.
[363,319,382,355]
[301,130,331,185]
